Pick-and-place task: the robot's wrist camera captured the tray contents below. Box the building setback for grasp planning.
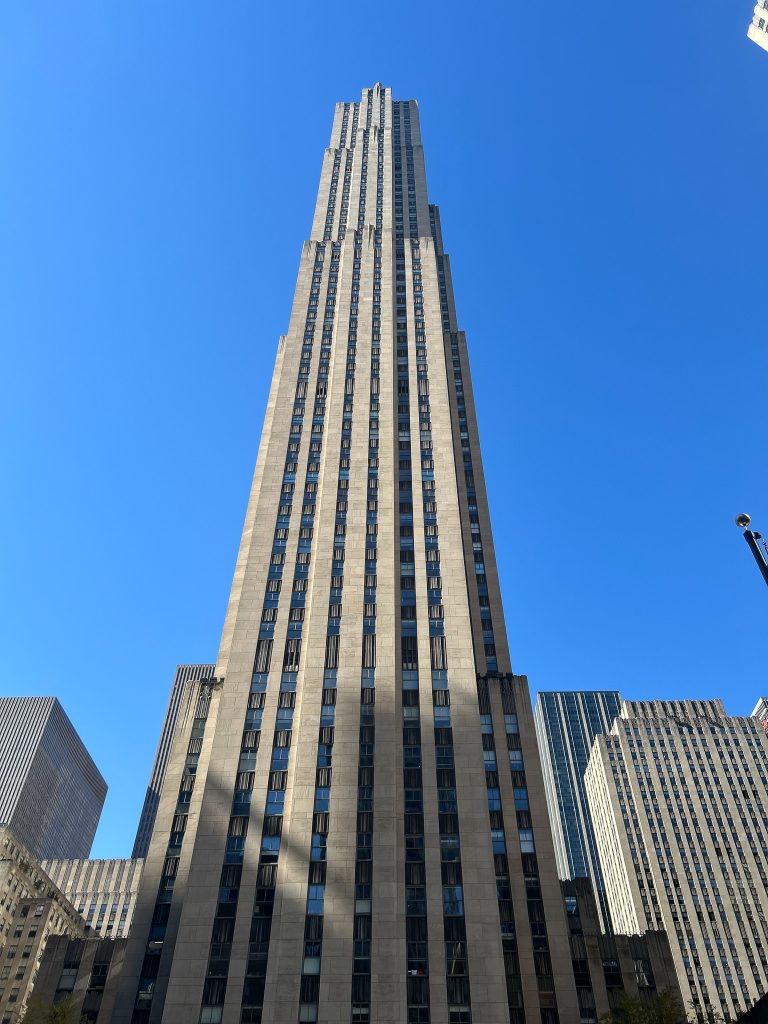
[585,699,768,1022]
[0,697,106,861]
[110,84,579,1024]
[132,665,216,859]
[41,858,143,939]
[534,691,622,932]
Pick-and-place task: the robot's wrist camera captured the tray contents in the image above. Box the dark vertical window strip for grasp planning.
[296,113,368,1022]
[349,91,382,1024]
[426,207,496,675]
[337,103,358,241]
[476,678,525,1024]
[228,242,336,1024]
[402,107,471,1022]
[130,684,215,1024]
[500,679,558,1022]
[430,186,560,1019]
[427,167,542,1023]
[239,248,338,1023]
[394,102,431,1024]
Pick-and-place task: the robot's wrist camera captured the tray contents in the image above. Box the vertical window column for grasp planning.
[350,93,384,1024]
[235,243,333,1024]
[131,684,215,1024]
[394,103,430,1024]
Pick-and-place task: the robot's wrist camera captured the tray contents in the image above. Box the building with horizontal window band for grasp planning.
[0,697,106,862]
[106,83,583,1024]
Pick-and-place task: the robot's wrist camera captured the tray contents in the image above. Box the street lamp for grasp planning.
[735,513,768,588]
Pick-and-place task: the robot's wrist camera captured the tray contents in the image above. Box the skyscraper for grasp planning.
[132,664,216,858]
[112,84,578,1024]
[0,697,106,860]
[585,699,768,1021]
[534,691,622,931]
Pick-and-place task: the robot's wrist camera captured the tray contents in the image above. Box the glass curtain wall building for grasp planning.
[534,691,621,932]
[111,84,578,1024]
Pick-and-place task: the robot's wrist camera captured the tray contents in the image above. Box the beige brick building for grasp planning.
[41,857,143,939]
[585,699,768,1021]
[109,84,578,1024]
[0,828,84,1023]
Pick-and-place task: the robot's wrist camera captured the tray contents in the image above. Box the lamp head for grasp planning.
[736,513,752,529]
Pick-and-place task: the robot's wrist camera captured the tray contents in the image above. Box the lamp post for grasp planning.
[735,513,768,588]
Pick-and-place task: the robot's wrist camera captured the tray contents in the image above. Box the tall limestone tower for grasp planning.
[112,84,577,1024]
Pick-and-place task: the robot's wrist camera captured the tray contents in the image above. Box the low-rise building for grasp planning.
[562,878,682,1022]
[29,935,125,1023]
[41,858,143,939]
[0,828,84,1023]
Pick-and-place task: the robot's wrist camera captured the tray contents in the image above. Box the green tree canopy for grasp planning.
[22,996,83,1024]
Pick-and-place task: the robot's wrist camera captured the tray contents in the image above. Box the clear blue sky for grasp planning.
[1,2,766,858]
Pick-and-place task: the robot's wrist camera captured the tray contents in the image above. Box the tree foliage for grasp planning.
[599,990,687,1024]
[22,996,83,1024]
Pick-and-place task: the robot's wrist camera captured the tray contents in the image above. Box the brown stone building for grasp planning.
[0,828,84,1024]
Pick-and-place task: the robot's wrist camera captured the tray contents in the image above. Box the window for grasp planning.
[307,885,325,915]
[266,791,285,816]
[440,837,460,862]
[519,829,535,854]
[200,1010,223,1024]
[314,788,331,812]
[514,787,529,810]
[443,886,464,916]
[261,836,280,863]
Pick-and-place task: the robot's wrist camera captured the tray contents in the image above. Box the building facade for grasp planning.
[534,691,621,932]
[41,858,143,939]
[585,699,768,1022]
[748,2,768,51]
[0,697,106,861]
[561,878,681,1023]
[111,84,579,1024]
[0,828,85,1024]
[132,665,216,859]
[751,698,768,725]
[30,935,126,1024]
